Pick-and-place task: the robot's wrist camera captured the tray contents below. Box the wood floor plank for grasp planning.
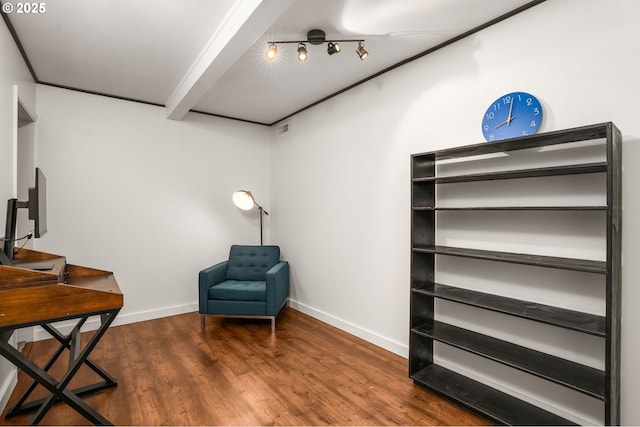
[1,309,490,426]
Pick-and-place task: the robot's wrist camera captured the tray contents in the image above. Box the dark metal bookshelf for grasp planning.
[413,320,605,399]
[409,122,622,425]
[412,244,607,274]
[411,282,605,337]
[414,206,607,211]
[412,365,579,426]
[413,162,607,184]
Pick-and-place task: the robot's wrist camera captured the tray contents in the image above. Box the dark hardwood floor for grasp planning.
[1,308,489,425]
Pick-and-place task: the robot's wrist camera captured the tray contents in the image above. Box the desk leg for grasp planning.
[42,322,118,387]
[6,318,118,419]
[7,318,90,416]
[0,309,120,425]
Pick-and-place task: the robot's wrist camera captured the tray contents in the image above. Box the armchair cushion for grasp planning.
[209,280,266,301]
[226,245,280,281]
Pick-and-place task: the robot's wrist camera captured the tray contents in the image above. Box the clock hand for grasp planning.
[506,97,515,125]
[494,117,516,129]
[494,98,516,129]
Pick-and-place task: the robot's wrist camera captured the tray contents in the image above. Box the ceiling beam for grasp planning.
[166,0,295,120]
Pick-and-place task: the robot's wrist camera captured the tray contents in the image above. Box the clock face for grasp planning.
[481,91,543,142]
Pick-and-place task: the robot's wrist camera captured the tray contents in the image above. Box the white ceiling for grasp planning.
[4,0,541,125]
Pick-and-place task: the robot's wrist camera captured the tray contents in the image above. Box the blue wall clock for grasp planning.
[481,91,543,142]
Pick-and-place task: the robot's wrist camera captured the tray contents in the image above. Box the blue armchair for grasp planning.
[199,245,289,332]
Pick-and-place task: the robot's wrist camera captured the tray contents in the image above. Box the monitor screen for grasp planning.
[28,167,47,238]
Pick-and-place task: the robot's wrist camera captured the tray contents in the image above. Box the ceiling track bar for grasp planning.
[268,39,364,44]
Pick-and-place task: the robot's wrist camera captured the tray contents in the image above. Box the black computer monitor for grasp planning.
[1,168,48,265]
[28,167,47,238]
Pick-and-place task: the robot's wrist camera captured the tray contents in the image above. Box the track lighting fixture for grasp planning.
[297,43,308,62]
[265,43,278,61]
[355,41,368,60]
[266,29,367,62]
[327,41,341,55]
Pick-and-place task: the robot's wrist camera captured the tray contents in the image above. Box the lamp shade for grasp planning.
[232,190,256,211]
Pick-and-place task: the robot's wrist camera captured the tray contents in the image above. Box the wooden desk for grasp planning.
[0,249,123,425]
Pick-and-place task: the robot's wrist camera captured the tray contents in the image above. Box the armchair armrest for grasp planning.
[198,261,228,313]
[265,261,289,315]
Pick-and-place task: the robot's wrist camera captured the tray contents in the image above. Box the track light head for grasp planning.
[355,41,368,60]
[297,42,308,61]
[327,42,341,55]
[265,43,278,61]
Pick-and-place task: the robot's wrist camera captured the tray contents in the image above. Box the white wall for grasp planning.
[0,20,35,200]
[272,0,640,424]
[33,85,272,326]
[3,0,640,423]
[0,17,36,413]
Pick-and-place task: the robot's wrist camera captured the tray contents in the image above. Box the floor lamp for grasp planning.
[232,190,269,245]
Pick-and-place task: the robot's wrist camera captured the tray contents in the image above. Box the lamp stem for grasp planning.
[259,208,263,246]
[257,205,269,245]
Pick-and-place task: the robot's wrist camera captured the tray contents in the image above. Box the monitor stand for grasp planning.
[0,249,11,266]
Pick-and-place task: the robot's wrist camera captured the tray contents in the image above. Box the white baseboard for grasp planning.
[0,367,17,415]
[23,300,408,360]
[0,332,18,414]
[25,303,199,342]
[288,299,409,358]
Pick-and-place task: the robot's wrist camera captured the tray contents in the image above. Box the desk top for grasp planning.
[0,249,123,329]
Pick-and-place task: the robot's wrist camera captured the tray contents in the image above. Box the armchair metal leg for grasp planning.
[201,304,288,333]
